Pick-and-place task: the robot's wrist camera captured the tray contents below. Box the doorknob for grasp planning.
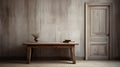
[106,34,110,36]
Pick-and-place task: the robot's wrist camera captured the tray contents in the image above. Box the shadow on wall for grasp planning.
[112,0,120,59]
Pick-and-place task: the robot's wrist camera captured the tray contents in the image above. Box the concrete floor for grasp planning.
[0,60,120,67]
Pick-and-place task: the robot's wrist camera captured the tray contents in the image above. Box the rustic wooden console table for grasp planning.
[23,42,78,64]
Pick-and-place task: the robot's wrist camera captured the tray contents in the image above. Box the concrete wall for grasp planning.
[0,0,119,59]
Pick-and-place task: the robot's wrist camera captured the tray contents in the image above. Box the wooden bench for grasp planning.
[23,42,78,64]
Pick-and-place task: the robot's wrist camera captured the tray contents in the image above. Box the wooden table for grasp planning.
[23,42,78,64]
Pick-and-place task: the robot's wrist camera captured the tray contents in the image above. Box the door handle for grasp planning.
[106,34,110,36]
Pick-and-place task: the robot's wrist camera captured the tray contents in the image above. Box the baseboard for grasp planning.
[0,56,26,61]
[0,56,70,61]
[0,56,84,61]
[111,56,120,60]
[76,56,84,60]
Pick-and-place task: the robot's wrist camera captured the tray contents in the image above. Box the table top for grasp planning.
[23,42,79,46]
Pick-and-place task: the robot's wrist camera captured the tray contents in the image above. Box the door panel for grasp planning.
[85,3,111,60]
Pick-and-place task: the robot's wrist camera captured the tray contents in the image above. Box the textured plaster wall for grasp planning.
[0,0,119,59]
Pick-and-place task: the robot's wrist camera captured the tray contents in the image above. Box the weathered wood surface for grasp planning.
[24,43,76,64]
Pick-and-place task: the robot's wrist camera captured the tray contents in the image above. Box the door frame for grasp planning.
[84,2,113,60]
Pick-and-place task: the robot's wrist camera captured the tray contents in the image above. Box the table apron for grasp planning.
[27,45,74,48]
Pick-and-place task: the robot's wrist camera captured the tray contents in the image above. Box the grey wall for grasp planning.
[0,0,120,59]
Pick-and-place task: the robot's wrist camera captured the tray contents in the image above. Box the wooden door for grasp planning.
[85,3,112,60]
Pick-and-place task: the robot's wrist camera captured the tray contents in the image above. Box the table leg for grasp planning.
[70,46,76,64]
[27,47,32,64]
